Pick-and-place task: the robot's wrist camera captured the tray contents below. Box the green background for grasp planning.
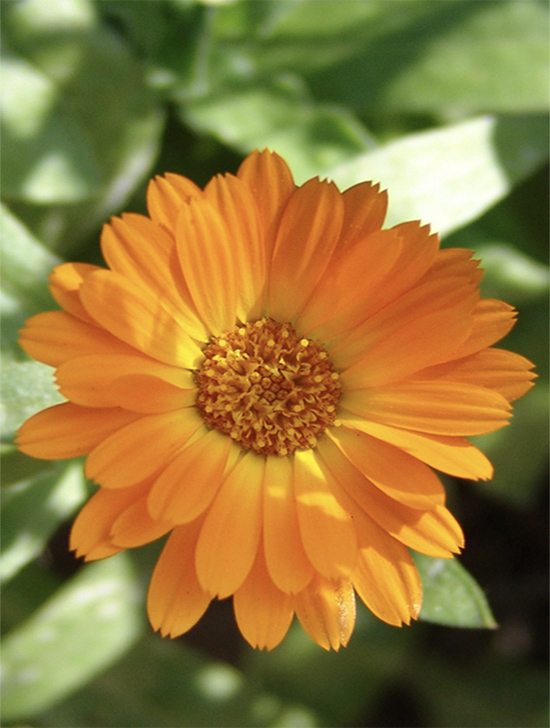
[1,1,548,726]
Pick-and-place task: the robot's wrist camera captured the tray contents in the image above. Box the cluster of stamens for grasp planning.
[195,318,341,456]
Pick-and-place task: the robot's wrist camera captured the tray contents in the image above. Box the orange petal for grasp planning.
[108,374,196,413]
[332,274,477,375]
[79,269,203,368]
[317,437,464,558]
[329,427,445,509]
[69,480,153,560]
[101,213,206,341]
[351,510,422,626]
[195,452,265,598]
[48,262,102,323]
[340,181,388,247]
[342,381,512,436]
[233,545,294,650]
[19,311,139,367]
[175,197,239,335]
[110,492,173,548]
[85,408,204,488]
[263,455,314,594]
[296,228,402,340]
[146,173,202,234]
[268,178,343,322]
[294,574,356,651]
[16,403,140,460]
[417,348,536,403]
[236,149,296,266]
[451,298,516,358]
[293,449,357,580]
[147,519,211,638]
[204,173,265,321]
[55,353,195,409]
[147,429,233,523]
[338,413,493,481]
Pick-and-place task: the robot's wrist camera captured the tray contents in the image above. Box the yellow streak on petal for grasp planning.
[293,449,357,580]
[263,455,314,594]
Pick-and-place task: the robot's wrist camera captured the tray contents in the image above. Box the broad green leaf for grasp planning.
[1,203,60,323]
[208,0,549,114]
[476,243,550,307]
[1,460,87,583]
[0,554,144,722]
[413,553,497,629]
[182,79,375,183]
[2,0,164,251]
[328,115,549,237]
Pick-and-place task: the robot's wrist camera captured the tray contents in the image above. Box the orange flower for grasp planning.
[16,150,535,650]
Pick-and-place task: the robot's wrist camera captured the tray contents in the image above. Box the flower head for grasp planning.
[17,150,535,650]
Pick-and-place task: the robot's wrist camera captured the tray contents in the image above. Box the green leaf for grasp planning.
[413,553,497,629]
[1,460,87,583]
[328,115,549,237]
[182,78,376,183]
[0,554,144,722]
[2,0,165,251]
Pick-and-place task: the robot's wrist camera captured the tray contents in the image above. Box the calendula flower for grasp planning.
[16,150,534,651]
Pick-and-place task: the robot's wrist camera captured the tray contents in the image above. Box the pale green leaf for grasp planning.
[414,553,497,628]
[0,554,144,722]
[328,115,549,237]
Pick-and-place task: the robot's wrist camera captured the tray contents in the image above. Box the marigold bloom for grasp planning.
[17,150,535,650]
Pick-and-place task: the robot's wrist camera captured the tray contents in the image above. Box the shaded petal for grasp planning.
[196,453,265,598]
[234,544,294,651]
[294,574,356,651]
[48,262,102,323]
[332,275,477,375]
[16,403,140,459]
[450,298,516,359]
[79,269,203,368]
[340,181,388,247]
[342,381,512,436]
[55,353,195,409]
[69,479,166,560]
[268,179,343,322]
[204,173,265,321]
[148,429,233,523]
[176,197,239,335]
[416,348,536,403]
[110,491,173,548]
[108,374,196,414]
[296,228,403,340]
[236,149,296,267]
[146,173,202,234]
[19,311,138,367]
[147,519,211,638]
[101,213,206,340]
[85,408,204,488]
[328,427,445,509]
[351,509,422,626]
[338,412,493,481]
[293,449,357,580]
[263,455,314,594]
[317,437,464,558]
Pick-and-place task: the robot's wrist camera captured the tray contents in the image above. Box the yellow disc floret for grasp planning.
[195,318,341,456]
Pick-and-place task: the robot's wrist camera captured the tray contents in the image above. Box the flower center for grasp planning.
[195,318,341,456]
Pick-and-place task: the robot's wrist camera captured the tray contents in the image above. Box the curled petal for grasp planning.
[295,574,356,651]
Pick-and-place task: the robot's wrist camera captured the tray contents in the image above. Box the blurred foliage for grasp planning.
[1,0,548,726]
